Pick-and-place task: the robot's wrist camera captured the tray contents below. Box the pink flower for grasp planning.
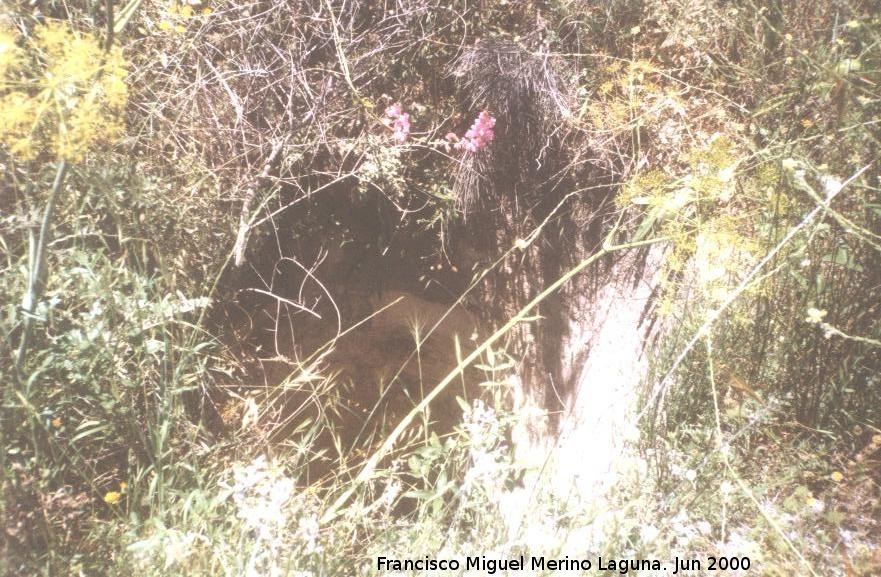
[385,102,410,142]
[456,110,496,152]
[393,113,410,142]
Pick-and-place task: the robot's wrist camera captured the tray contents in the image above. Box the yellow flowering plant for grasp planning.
[6,18,129,369]
[0,20,128,162]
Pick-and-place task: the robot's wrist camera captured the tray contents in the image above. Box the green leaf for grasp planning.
[822,246,863,272]
[71,420,110,443]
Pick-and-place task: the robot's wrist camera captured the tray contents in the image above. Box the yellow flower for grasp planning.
[201,8,213,16]
[119,481,128,493]
[0,92,39,160]
[174,24,187,34]
[0,20,129,161]
[159,20,172,32]
[51,417,62,428]
[34,21,71,59]
[180,5,194,17]
[830,471,844,483]
[0,26,21,78]
[104,491,121,505]
[806,496,824,513]
[44,33,104,87]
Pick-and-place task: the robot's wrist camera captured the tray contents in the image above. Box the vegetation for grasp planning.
[1,0,879,575]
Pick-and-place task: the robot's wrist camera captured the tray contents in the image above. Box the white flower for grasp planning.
[378,478,402,510]
[821,175,843,199]
[640,524,660,543]
[718,166,735,183]
[805,307,827,324]
[230,456,296,541]
[297,514,322,554]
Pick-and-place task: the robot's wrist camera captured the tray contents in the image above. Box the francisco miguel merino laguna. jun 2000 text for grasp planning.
[376,554,738,574]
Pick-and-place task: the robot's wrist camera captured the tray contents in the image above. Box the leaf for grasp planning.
[822,246,863,272]
[71,421,110,443]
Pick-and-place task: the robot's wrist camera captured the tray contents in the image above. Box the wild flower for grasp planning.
[384,102,410,142]
[821,174,842,199]
[0,21,128,161]
[104,491,121,505]
[231,455,295,541]
[456,110,496,152]
[0,26,21,79]
[377,476,402,511]
[393,113,410,142]
[296,514,322,555]
[167,1,201,17]
[639,524,660,543]
[807,496,825,514]
[696,520,712,535]
[227,455,300,577]
[805,307,827,324]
